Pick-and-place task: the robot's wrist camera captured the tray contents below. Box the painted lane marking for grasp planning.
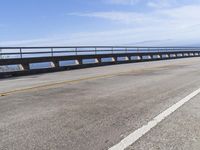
[0,68,149,97]
[0,74,116,97]
[109,87,200,150]
[0,64,175,97]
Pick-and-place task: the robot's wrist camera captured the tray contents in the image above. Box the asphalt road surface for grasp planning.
[1,57,200,150]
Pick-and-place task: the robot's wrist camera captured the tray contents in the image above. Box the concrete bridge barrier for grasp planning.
[0,46,200,78]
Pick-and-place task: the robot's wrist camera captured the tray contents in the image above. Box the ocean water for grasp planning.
[30,58,114,69]
[0,65,20,72]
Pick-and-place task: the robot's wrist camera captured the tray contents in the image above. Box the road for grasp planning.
[1,57,200,150]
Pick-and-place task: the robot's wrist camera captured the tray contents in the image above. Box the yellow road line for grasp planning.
[0,71,128,97]
[0,67,160,97]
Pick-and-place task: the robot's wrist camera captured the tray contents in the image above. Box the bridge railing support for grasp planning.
[20,63,30,70]
[1,46,200,76]
[51,61,60,68]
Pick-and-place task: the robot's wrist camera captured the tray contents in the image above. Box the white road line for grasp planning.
[109,88,200,150]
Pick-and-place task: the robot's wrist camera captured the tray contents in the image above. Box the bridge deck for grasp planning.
[1,57,200,150]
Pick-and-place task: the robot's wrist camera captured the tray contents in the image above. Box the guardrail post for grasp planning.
[137,55,142,60]
[125,56,129,61]
[75,59,83,65]
[95,47,97,55]
[95,58,101,63]
[20,48,23,59]
[51,61,59,68]
[51,48,54,57]
[112,57,117,62]
[0,48,2,59]
[137,47,139,53]
[20,63,30,70]
[75,48,78,55]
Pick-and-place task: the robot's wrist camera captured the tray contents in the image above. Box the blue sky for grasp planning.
[1,0,200,46]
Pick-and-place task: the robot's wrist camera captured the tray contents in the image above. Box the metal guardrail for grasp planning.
[0,46,200,77]
[0,46,200,59]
